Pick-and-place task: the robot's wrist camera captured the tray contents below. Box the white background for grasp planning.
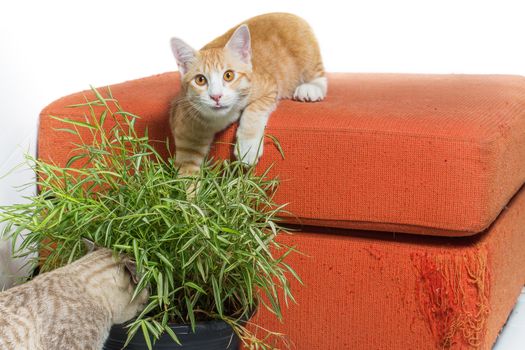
[1,0,525,347]
[2,0,525,206]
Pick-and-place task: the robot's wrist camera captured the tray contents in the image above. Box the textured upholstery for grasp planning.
[252,182,525,349]
[38,73,525,349]
[40,73,525,237]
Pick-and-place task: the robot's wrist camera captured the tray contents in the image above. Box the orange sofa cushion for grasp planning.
[39,73,525,237]
[249,182,525,349]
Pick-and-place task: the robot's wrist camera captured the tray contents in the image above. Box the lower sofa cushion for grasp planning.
[38,73,525,236]
[248,184,525,350]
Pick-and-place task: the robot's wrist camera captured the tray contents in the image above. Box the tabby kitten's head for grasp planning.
[171,25,252,118]
[79,245,149,324]
[110,252,149,324]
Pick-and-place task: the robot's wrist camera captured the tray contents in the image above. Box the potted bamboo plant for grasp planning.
[0,88,300,349]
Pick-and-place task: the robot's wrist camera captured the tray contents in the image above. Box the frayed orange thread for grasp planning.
[412,249,490,349]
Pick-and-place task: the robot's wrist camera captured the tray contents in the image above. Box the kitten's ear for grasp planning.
[123,258,139,284]
[170,37,196,76]
[225,24,251,64]
[82,238,97,253]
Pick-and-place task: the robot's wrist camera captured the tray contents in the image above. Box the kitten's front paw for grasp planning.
[235,138,264,166]
[293,77,327,102]
[176,164,200,200]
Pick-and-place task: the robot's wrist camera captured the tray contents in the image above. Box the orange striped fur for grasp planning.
[170,13,326,173]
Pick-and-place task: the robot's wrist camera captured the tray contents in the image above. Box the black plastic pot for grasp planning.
[103,319,240,350]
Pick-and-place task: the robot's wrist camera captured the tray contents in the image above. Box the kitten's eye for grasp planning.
[223,70,235,82]
[194,75,207,86]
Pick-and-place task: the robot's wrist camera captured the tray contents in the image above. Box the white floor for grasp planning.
[493,288,525,349]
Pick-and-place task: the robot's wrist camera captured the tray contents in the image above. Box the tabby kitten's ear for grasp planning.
[170,37,196,76]
[225,24,251,65]
[123,258,139,284]
[82,238,98,253]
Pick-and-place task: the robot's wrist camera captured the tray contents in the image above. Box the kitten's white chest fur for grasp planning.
[199,105,243,132]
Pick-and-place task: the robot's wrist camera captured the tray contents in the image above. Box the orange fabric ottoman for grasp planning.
[39,73,525,349]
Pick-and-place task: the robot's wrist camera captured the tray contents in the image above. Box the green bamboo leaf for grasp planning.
[242,269,254,305]
[112,244,132,250]
[114,110,142,120]
[182,246,206,269]
[184,281,206,294]
[155,252,174,270]
[265,134,285,160]
[250,228,271,255]
[53,128,79,136]
[211,275,223,316]
[145,319,160,338]
[50,116,96,129]
[282,262,304,285]
[141,321,153,350]
[157,273,164,307]
[135,300,158,321]
[163,325,181,345]
[220,227,240,235]
[178,234,200,253]
[99,110,107,127]
[90,86,111,111]
[196,258,207,281]
[123,321,141,348]
[133,239,139,262]
[65,154,86,168]
[185,296,196,332]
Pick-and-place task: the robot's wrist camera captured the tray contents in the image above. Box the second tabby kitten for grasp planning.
[0,247,149,350]
[170,13,326,173]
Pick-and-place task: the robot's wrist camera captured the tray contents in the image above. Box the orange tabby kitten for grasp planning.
[170,13,326,173]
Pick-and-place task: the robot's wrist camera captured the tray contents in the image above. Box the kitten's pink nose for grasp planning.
[210,94,222,103]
